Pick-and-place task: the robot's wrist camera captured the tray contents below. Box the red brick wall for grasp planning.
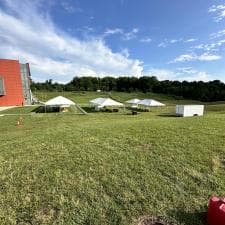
[0,59,24,106]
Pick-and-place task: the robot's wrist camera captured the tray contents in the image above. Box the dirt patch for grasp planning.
[137,216,173,225]
[34,206,60,224]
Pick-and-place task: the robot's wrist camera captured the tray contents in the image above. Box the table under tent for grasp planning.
[35,96,87,114]
[90,98,124,111]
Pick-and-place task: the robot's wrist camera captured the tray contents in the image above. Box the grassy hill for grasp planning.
[33,91,203,105]
[0,91,225,224]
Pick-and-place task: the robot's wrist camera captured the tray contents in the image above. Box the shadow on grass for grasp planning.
[169,208,207,225]
[31,106,59,113]
[126,107,151,112]
[157,113,178,118]
[125,112,142,116]
[83,107,130,114]
[81,106,98,113]
[31,106,92,114]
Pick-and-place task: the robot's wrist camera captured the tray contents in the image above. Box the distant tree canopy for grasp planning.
[31,76,225,102]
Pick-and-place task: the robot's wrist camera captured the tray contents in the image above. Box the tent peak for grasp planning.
[45,96,76,106]
[90,97,124,108]
[138,99,165,106]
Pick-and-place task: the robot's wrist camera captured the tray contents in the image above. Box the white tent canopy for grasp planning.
[90,98,124,108]
[45,96,75,106]
[90,98,106,105]
[126,98,140,104]
[43,96,87,114]
[138,99,165,107]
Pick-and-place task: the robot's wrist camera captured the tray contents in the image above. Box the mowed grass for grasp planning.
[1,92,225,225]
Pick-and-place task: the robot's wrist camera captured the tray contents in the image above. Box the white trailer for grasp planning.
[176,105,204,117]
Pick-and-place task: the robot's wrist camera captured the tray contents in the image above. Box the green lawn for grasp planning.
[1,92,225,225]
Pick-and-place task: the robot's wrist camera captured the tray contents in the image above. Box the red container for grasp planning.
[208,197,225,225]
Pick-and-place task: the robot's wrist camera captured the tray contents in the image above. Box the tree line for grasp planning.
[31,76,225,102]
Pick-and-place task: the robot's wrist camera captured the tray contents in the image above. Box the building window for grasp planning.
[0,77,5,96]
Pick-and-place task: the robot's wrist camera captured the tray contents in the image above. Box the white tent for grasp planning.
[45,96,75,106]
[90,98,106,105]
[125,98,140,108]
[138,99,165,107]
[126,98,140,104]
[44,96,87,114]
[90,98,124,109]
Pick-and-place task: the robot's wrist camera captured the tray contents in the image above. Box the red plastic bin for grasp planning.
[208,197,225,225]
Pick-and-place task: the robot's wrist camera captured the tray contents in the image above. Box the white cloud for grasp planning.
[210,29,225,39]
[0,0,143,82]
[145,68,213,82]
[157,39,180,48]
[192,39,225,52]
[122,28,139,40]
[103,27,139,41]
[180,71,213,82]
[209,4,225,22]
[176,67,198,74]
[104,28,123,36]
[192,43,217,51]
[218,39,225,46]
[144,69,177,80]
[140,37,152,43]
[175,67,213,82]
[171,54,196,63]
[158,38,197,47]
[170,39,180,44]
[158,42,167,48]
[171,52,221,63]
[184,38,198,43]
[195,53,221,61]
[60,1,82,13]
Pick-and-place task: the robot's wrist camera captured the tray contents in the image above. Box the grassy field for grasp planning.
[1,91,225,225]
[32,91,203,105]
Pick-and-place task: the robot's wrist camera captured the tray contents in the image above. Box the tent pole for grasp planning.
[76,104,87,115]
[72,105,76,114]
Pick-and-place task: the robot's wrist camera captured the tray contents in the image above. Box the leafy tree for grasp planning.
[31,76,225,102]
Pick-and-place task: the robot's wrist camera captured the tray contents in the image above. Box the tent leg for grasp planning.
[72,105,76,114]
[76,104,87,115]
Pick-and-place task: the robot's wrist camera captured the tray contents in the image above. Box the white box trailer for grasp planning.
[176,105,204,117]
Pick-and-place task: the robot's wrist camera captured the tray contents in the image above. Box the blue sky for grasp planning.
[0,0,225,82]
